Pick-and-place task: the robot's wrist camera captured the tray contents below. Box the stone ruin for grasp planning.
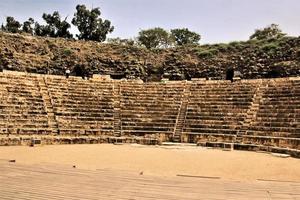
[0,70,299,157]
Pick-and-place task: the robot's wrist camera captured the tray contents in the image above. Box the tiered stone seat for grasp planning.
[244,79,300,149]
[45,76,114,136]
[183,80,257,143]
[0,71,299,155]
[119,81,184,139]
[0,73,51,135]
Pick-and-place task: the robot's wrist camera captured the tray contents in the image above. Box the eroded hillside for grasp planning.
[0,32,299,81]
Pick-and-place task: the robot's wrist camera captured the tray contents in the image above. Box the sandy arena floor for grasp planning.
[0,144,299,181]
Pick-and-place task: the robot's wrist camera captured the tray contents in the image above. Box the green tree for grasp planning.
[137,27,173,49]
[250,24,286,40]
[170,28,201,45]
[35,11,73,38]
[1,16,21,33]
[72,4,114,42]
[22,18,35,35]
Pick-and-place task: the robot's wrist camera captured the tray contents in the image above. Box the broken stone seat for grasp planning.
[188,98,254,104]
[58,128,113,136]
[248,126,298,133]
[121,120,175,126]
[51,98,113,105]
[120,105,180,112]
[58,124,113,130]
[52,96,114,102]
[121,130,173,136]
[187,101,252,106]
[52,96,114,106]
[48,87,114,95]
[184,123,240,130]
[120,114,178,121]
[121,90,183,95]
[46,83,89,88]
[259,104,300,109]
[240,135,300,150]
[251,120,299,127]
[189,86,255,92]
[190,93,255,98]
[187,108,250,114]
[189,133,237,144]
[262,97,300,102]
[121,93,183,97]
[47,79,113,86]
[183,127,238,134]
[190,87,255,92]
[49,90,113,97]
[56,112,113,118]
[121,100,181,104]
[0,109,47,115]
[187,103,251,108]
[5,124,50,129]
[265,90,300,95]
[57,123,113,130]
[57,116,113,123]
[254,117,299,123]
[186,111,247,117]
[120,117,176,123]
[0,128,53,135]
[53,106,113,116]
[244,130,300,138]
[2,93,44,100]
[120,126,173,132]
[121,122,175,129]
[53,107,113,114]
[186,119,243,125]
[256,112,300,118]
[185,115,245,121]
[0,119,48,125]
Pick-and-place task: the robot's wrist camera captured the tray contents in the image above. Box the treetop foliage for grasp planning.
[1,16,21,33]
[250,24,286,40]
[72,4,114,42]
[170,28,201,45]
[22,18,35,35]
[137,27,173,49]
[0,4,114,42]
[35,11,73,38]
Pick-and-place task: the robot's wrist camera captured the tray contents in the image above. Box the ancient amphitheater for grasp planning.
[0,70,300,199]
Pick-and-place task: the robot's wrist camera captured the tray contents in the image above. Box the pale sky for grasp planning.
[0,0,299,44]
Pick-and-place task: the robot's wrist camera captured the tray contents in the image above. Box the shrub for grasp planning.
[260,42,280,55]
[196,49,218,58]
[63,48,72,56]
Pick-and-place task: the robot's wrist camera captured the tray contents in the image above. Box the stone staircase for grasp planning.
[236,80,268,142]
[37,76,59,134]
[173,82,191,142]
[113,81,122,137]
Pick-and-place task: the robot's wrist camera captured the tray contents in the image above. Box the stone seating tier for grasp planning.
[0,72,299,157]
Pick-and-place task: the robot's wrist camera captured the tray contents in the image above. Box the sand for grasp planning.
[0,144,299,181]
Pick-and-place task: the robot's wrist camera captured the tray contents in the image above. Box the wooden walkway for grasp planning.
[0,161,300,200]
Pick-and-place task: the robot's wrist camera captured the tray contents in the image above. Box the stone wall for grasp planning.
[1,32,300,81]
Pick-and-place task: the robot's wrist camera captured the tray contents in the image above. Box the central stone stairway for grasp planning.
[237,80,268,141]
[173,82,191,142]
[113,81,122,137]
[37,76,59,135]
[37,77,58,135]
